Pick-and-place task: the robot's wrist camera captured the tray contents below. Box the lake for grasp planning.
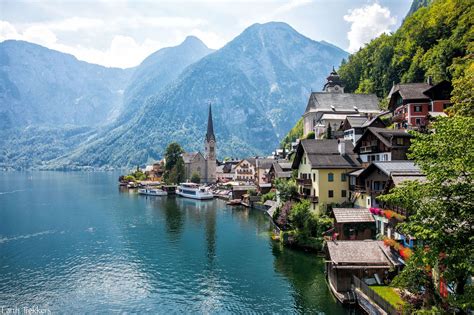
[0,172,348,314]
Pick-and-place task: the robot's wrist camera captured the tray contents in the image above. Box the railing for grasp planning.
[360,145,378,153]
[352,276,401,315]
[296,178,312,186]
[350,184,366,192]
[391,113,406,123]
[299,194,318,203]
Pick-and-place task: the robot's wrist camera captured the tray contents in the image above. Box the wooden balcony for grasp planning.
[360,145,378,153]
[299,194,319,203]
[296,178,312,187]
[391,112,406,123]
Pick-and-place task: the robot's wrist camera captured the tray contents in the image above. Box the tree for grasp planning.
[163,142,185,184]
[378,115,474,308]
[305,131,315,139]
[190,172,200,183]
[274,178,298,202]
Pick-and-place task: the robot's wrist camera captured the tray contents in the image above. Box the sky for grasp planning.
[0,0,412,68]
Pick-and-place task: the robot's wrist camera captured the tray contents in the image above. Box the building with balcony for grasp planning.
[234,158,256,182]
[267,160,292,183]
[341,115,386,145]
[292,139,362,213]
[353,127,412,164]
[388,79,452,130]
[351,161,425,240]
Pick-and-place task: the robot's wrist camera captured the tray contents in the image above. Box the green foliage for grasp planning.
[338,0,473,98]
[289,200,312,231]
[379,114,474,309]
[280,118,303,149]
[247,189,258,196]
[304,131,315,139]
[163,142,185,184]
[370,286,407,310]
[274,178,298,202]
[190,172,201,184]
[261,191,276,203]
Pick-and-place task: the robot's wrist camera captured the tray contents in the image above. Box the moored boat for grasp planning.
[138,187,167,196]
[177,183,213,200]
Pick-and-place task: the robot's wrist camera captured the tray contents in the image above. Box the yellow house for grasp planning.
[292,139,362,213]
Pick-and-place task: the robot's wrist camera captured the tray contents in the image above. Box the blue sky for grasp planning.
[0,0,412,68]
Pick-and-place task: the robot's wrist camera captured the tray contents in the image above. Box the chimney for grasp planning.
[338,139,346,155]
[427,76,433,85]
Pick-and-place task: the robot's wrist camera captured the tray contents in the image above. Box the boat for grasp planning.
[138,187,167,196]
[176,183,213,200]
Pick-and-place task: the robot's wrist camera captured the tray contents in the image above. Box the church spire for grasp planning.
[206,103,215,142]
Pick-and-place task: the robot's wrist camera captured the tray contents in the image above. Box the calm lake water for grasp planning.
[0,172,348,314]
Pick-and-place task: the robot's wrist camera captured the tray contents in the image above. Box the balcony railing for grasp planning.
[296,178,312,186]
[299,194,318,203]
[360,145,378,153]
[391,113,406,123]
[350,184,366,192]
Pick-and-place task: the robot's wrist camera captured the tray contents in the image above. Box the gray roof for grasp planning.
[372,161,422,176]
[327,241,396,266]
[333,208,375,223]
[389,83,431,100]
[293,139,362,169]
[256,158,275,169]
[345,116,369,128]
[305,92,380,113]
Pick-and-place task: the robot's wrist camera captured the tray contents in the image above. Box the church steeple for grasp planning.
[323,66,344,93]
[206,103,215,142]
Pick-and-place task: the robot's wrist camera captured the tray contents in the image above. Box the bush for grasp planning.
[190,172,201,184]
[261,191,275,203]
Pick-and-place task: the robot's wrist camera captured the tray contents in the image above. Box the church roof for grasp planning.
[305,92,380,114]
[206,104,216,142]
[323,67,343,90]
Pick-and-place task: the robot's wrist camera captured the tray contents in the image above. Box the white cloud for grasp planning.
[0,20,162,67]
[344,3,396,53]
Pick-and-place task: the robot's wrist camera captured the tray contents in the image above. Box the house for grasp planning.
[388,79,452,130]
[303,68,381,138]
[182,104,217,183]
[342,115,386,145]
[326,240,401,303]
[234,159,256,183]
[332,208,375,240]
[353,127,412,164]
[292,139,362,212]
[350,161,425,241]
[144,161,165,181]
[255,158,275,186]
[267,160,292,183]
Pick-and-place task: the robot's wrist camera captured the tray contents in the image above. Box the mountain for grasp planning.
[53,22,348,169]
[0,40,132,128]
[0,37,214,170]
[405,0,432,19]
[119,36,214,121]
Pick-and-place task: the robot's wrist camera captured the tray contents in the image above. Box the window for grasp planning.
[328,173,334,182]
[443,103,451,110]
[415,118,422,126]
[428,103,432,111]
[341,173,347,182]
[328,190,334,198]
[313,173,316,181]
[341,190,347,198]
[414,105,422,112]
[396,138,404,145]
[303,157,306,164]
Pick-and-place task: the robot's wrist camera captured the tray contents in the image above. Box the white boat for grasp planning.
[177,183,214,200]
[138,187,167,196]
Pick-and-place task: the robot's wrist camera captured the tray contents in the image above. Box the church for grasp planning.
[182,104,217,183]
[302,68,381,138]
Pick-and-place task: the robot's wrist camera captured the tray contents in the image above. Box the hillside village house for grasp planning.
[234,159,256,183]
[303,68,381,138]
[182,104,217,183]
[353,127,412,164]
[349,161,424,245]
[267,160,292,183]
[292,139,362,212]
[341,115,386,145]
[255,158,274,186]
[388,79,452,130]
[331,207,375,241]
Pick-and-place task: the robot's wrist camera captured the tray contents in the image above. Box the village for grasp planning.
[118,66,461,314]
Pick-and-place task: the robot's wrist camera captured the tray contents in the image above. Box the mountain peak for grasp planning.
[181,35,208,48]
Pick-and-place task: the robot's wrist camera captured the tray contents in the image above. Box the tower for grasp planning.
[204,103,217,183]
[323,66,344,93]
